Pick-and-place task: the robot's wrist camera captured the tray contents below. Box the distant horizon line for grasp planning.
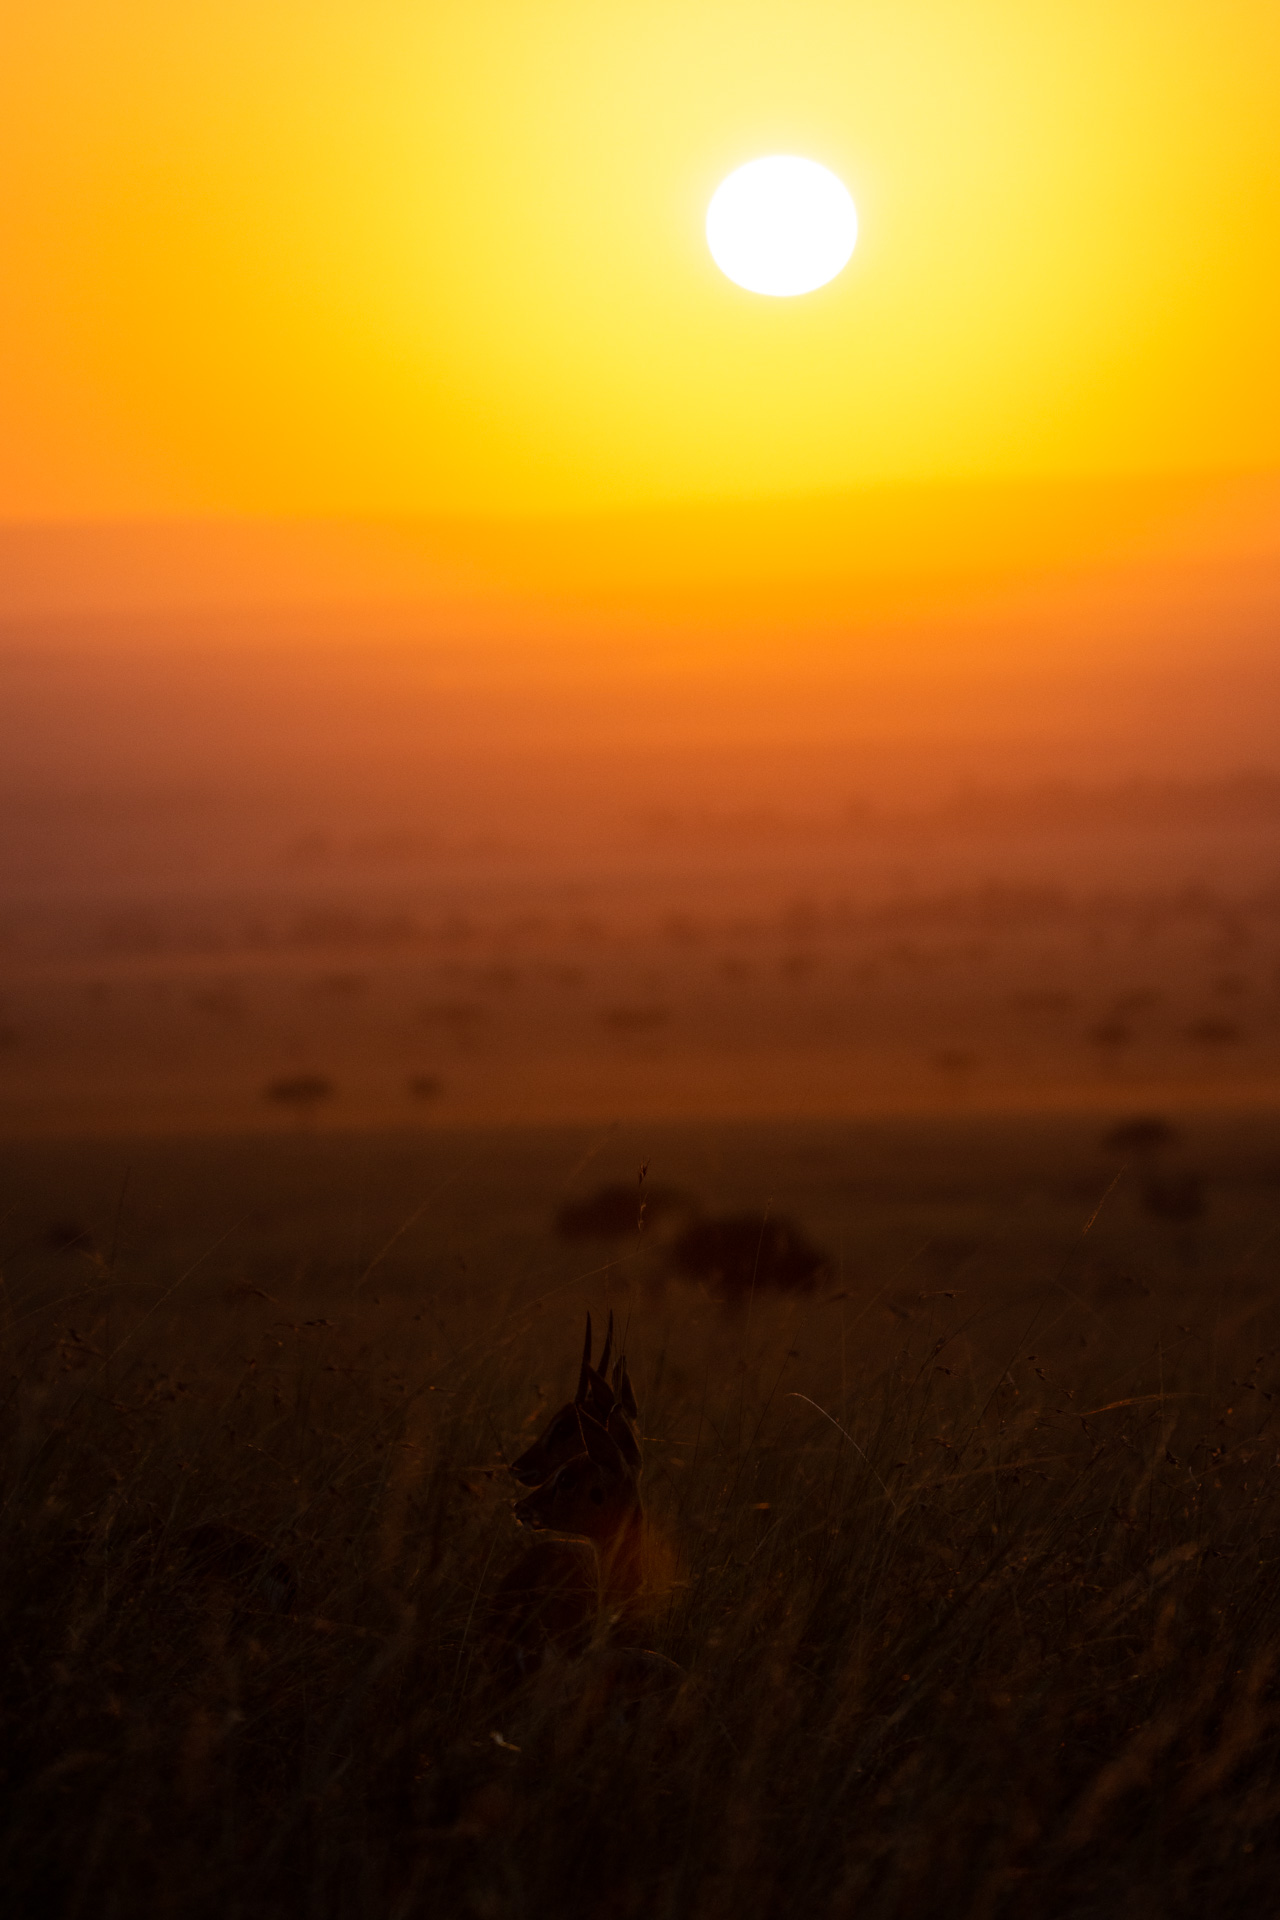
[4,465,1280,530]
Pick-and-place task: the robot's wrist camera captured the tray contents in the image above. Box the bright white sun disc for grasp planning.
[706,156,857,298]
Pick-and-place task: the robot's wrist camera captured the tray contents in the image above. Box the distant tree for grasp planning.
[601,1005,670,1035]
[1087,1019,1132,1050]
[46,1221,92,1255]
[1142,1172,1206,1223]
[669,1213,828,1299]
[554,1183,692,1241]
[1184,1017,1243,1046]
[407,1073,444,1101]
[931,1048,977,1076]
[1102,1115,1179,1157]
[264,1073,335,1123]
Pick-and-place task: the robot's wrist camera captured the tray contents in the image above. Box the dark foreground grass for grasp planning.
[4,1126,1280,1917]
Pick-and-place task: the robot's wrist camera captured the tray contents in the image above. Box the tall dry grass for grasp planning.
[3,1153,1280,1918]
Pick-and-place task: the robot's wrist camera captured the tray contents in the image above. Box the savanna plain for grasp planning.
[5,27,1280,1905]
[5,1108,1280,1919]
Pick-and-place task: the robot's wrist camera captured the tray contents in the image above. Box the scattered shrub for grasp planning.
[1102,1115,1179,1156]
[1142,1170,1207,1222]
[554,1183,692,1240]
[264,1072,335,1117]
[668,1212,828,1297]
[1185,1017,1243,1046]
[601,1005,671,1035]
[930,1048,977,1074]
[1087,1018,1132,1049]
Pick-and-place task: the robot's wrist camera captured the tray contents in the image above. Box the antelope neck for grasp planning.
[596,1502,645,1607]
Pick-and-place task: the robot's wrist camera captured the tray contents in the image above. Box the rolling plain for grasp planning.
[5,1101,1280,1915]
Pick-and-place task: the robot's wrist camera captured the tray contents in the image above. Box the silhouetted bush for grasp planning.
[930,1048,977,1075]
[600,1005,670,1035]
[264,1072,335,1117]
[1142,1171,1206,1222]
[668,1212,828,1297]
[554,1183,692,1240]
[45,1220,92,1254]
[1185,1017,1243,1046]
[1103,1115,1179,1156]
[7,1131,1280,1918]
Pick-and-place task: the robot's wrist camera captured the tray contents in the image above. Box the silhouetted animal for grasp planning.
[509,1310,640,1487]
[489,1316,645,1682]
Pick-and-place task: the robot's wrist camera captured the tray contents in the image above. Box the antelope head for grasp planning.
[509,1311,641,1487]
[513,1416,641,1544]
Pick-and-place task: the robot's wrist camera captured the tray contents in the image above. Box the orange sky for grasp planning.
[4,2,1279,526]
[5,4,1280,1147]
[3,476,1278,689]
[2,0,1278,802]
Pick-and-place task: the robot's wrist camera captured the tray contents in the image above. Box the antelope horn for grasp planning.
[575,1312,593,1403]
[598,1309,614,1382]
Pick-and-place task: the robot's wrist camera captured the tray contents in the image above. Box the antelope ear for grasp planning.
[612,1355,639,1422]
[575,1312,593,1404]
[583,1364,616,1423]
[598,1308,614,1382]
[607,1405,642,1472]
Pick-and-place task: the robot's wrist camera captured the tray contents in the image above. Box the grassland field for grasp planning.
[4,1111,1280,1916]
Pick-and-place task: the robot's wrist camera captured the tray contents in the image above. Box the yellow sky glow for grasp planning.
[3,1,1278,522]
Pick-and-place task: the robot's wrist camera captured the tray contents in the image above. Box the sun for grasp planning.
[706,156,858,298]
